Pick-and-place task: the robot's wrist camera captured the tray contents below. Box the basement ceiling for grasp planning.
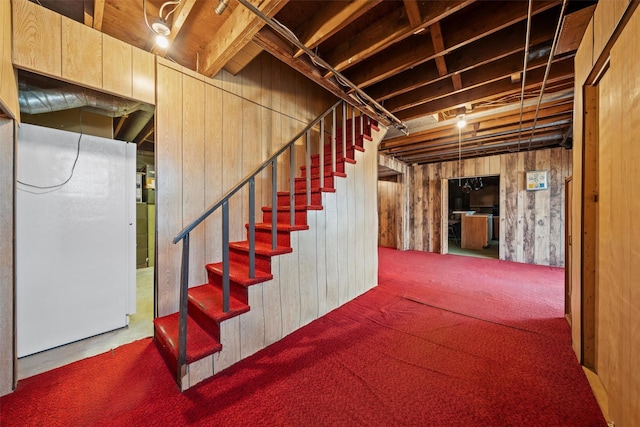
[22,0,596,164]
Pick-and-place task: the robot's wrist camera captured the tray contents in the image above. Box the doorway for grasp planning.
[445,175,500,259]
[16,71,156,379]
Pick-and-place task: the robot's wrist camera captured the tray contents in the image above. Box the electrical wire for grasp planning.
[527,0,568,150]
[160,1,181,21]
[17,111,84,190]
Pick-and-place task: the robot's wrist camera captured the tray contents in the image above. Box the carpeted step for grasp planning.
[303,159,353,176]
[248,222,309,247]
[311,154,356,168]
[262,205,316,226]
[277,188,335,207]
[154,313,222,374]
[294,175,337,191]
[229,240,293,272]
[206,260,273,304]
[187,284,251,341]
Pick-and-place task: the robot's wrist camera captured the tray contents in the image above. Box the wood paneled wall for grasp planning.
[378,154,410,250]
[571,2,640,425]
[406,148,572,266]
[12,0,155,105]
[1,0,18,118]
[378,178,400,248]
[155,54,334,316]
[197,129,382,385]
[0,119,14,396]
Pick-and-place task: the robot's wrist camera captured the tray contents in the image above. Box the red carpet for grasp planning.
[1,248,606,426]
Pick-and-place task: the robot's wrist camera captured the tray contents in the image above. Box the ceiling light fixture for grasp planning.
[457,116,466,129]
[143,0,180,50]
[215,0,230,15]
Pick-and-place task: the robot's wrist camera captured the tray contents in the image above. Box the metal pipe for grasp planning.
[527,0,568,151]
[177,232,190,387]
[319,118,325,193]
[248,178,255,279]
[306,130,311,205]
[290,145,295,227]
[222,202,230,312]
[515,0,534,151]
[342,101,347,158]
[331,107,337,173]
[235,0,408,135]
[352,104,356,149]
[271,159,278,249]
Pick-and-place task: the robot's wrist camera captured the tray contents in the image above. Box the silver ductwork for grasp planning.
[19,83,153,117]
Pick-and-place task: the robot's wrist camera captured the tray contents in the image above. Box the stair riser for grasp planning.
[253,227,291,247]
[277,191,322,206]
[302,161,346,176]
[294,176,334,191]
[229,247,272,272]
[262,210,308,226]
[206,270,249,304]
[187,301,221,342]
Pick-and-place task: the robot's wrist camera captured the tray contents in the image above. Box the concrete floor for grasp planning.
[18,267,154,380]
[447,238,499,259]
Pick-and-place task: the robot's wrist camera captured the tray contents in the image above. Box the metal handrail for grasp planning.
[171,99,376,388]
[173,98,341,244]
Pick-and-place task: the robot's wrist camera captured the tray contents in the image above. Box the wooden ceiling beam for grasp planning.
[93,0,105,31]
[324,0,472,75]
[368,8,559,101]
[383,116,572,155]
[346,1,560,88]
[395,57,575,121]
[385,51,560,113]
[200,0,288,77]
[292,0,381,58]
[152,0,197,56]
[402,0,422,28]
[382,109,573,150]
[253,27,368,114]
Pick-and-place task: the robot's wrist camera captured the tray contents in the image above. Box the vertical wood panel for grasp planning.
[156,64,183,316]
[240,285,265,358]
[534,150,551,265]
[353,150,365,295]
[279,235,300,336]
[549,148,563,266]
[298,214,319,325]
[1,0,19,119]
[182,75,206,287]
[12,0,62,77]
[0,119,14,396]
[61,18,102,89]
[263,257,282,345]
[132,47,155,105]
[324,191,340,311]
[502,152,518,262]
[204,84,223,264]
[102,34,132,97]
[222,73,244,242]
[335,176,349,305]
[315,207,328,316]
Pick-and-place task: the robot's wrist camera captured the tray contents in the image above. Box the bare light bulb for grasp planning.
[156,34,169,49]
[457,117,466,129]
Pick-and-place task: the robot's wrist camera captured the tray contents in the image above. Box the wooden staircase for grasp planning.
[154,113,381,390]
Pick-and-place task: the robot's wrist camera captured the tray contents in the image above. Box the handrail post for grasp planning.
[360,110,364,139]
[248,178,255,279]
[289,145,295,227]
[222,201,230,312]
[352,104,356,149]
[319,118,324,194]
[271,159,278,249]
[177,232,190,387]
[342,101,347,158]
[331,107,336,173]
[305,130,311,205]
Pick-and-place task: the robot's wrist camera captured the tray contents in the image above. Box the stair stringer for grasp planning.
[183,121,388,386]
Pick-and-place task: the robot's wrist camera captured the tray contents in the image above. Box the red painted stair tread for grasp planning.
[229,240,293,256]
[154,313,221,364]
[206,260,273,286]
[188,284,250,322]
